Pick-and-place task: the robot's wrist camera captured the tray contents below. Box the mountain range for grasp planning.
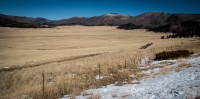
[0,12,200,28]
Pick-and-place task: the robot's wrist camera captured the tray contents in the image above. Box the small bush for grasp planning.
[154,50,192,60]
[140,43,153,49]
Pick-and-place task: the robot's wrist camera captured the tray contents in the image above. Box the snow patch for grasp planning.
[95,75,108,80]
[3,66,9,69]
[72,56,200,99]
[130,74,135,78]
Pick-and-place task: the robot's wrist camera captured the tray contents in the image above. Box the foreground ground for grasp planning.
[72,54,200,99]
[0,26,200,99]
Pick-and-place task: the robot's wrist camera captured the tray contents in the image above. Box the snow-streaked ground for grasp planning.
[62,55,200,99]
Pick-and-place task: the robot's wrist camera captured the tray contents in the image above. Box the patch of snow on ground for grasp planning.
[140,56,149,67]
[151,60,177,66]
[96,75,109,80]
[130,74,135,78]
[3,66,9,69]
[61,56,200,99]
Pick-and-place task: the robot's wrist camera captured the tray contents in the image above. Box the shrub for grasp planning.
[154,50,191,60]
[140,43,153,49]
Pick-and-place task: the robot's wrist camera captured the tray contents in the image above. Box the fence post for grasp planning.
[124,60,126,69]
[99,63,100,80]
[144,57,146,66]
[42,70,44,97]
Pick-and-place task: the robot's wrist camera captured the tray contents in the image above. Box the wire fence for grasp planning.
[0,60,131,99]
[0,71,46,99]
[1,43,199,99]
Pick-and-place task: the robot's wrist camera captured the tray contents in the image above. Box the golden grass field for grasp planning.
[0,26,200,99]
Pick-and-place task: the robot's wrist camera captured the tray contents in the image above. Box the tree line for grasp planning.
[117,23,142,30]
[0,22,54,28]
[118,20,200,38]
[149,20,200,38]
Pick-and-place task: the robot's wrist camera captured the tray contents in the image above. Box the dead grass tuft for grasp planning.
[89,92,101,99]
[174,61,192,72]
[161,66,171,75]
[121,91,130,98]
[112,90,118,98]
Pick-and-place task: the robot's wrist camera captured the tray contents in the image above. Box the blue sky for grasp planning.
[0,0,200,20]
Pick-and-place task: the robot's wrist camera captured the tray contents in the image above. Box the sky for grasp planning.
[0,0,200,20]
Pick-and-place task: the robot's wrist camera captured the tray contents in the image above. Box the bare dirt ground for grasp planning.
[0,26,200,99]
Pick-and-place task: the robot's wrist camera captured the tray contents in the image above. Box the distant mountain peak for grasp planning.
[141,12,169,16]
[1,12,200,27]
[103,13,124,17]
[74,16,84,18]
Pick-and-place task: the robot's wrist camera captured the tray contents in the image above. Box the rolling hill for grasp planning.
[0,12,200,29]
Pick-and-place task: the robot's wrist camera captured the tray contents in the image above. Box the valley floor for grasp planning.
[0,26,200,99]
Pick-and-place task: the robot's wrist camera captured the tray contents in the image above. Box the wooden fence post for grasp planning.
[125,60,126,69]
[42,70,44,97]
[99,63,100,80]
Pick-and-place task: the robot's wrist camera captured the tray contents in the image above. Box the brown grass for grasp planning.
[150,60,193,76]
[0,26,200,99]
[174,60,192,72]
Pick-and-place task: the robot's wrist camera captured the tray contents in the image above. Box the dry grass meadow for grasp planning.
[0,26,200,99]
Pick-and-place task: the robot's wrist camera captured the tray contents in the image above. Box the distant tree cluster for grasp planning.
[174,20,200,38]
[0,22,54,28]
[147,24,171,33]
[147,20,200,38]
[117,23,142,30]
[140,43,153,49]
[0,23,36,28]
